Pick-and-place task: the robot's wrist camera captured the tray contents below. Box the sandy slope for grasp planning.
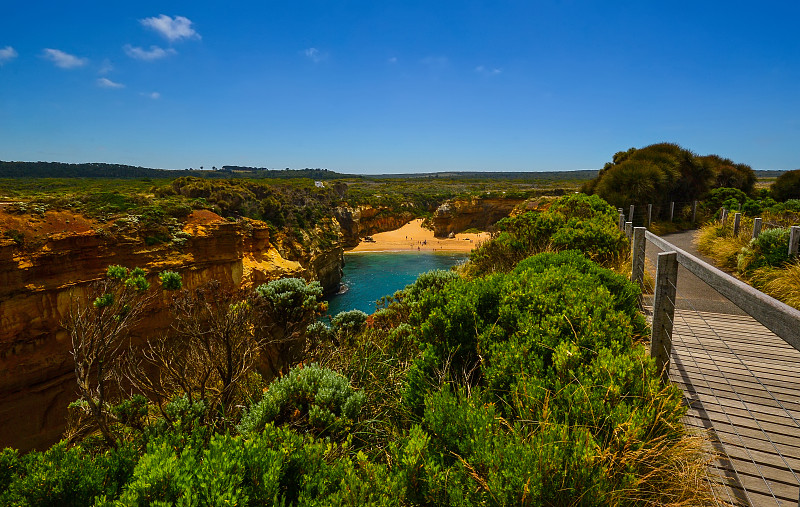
[348,218,490,253]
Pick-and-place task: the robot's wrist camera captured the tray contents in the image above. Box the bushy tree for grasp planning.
[252,278,326,375]
[64,266,161,447]
[771,169,800,201]
[583,143,756,219]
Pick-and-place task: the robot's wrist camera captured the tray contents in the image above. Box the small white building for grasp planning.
[315,181,324,188]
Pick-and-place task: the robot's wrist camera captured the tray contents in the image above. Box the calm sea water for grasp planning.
[325,252,467,316]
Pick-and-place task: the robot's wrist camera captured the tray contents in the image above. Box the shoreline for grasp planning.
[346,218,490,253]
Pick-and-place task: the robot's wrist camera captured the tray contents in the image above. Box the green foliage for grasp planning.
[330,309,368,342]
[238,364,365,437]
[255,278,324,315]
[158,270,182,290]
[93,293,115,309]
[771,169,800,201]
[469,193,626,274]
[3,229,24,246]
[4,187,709,504]
[584,143,755,220]
[0,442,137,506]
[104,265,150,292]
[513,250,646,334]
[254,278,326,373]
[738,228,791,273]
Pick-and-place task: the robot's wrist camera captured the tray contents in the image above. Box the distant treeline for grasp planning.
[0,160,788,182]
[0,161,354,180]
[371,170,599,181]
[0,161,204,179]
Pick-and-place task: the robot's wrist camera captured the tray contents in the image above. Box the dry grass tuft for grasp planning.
[696,224,750,271]
[749,261,800,310]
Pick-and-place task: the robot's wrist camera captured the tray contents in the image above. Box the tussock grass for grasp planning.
[696,223,751,271]
[749,261,800,310]
[697,220,800,310]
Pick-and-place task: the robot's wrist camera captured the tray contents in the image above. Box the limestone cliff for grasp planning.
[0,210,341,451]
[432,197,525,237]
[334,206,415,247]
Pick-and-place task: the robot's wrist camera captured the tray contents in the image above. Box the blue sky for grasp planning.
[1,1,798,174]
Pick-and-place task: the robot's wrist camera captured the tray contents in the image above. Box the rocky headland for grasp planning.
[0,209,340,451]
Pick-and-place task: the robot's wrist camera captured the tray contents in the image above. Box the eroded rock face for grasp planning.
[432,198,525,237]
[334,206,415,247]
[0,213,342,451]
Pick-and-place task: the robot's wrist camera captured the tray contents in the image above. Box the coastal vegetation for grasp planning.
[582,142,756,222]
[0,193,718,505]
[697,195,800,309]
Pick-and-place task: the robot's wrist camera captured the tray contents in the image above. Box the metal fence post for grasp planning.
[669,201,675,222]
[651,251,678,384]
[631,227,646,289]
[624,221,633,239]
[647,204,652,229]
[692,200,697,223]
[733,212,741,236]
[629,204,635,224]
[752,217,762,239]
[789,226,800,257]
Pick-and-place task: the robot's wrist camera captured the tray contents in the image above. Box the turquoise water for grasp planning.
[325,252,467,316]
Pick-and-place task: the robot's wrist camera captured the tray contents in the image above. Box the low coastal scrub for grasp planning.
[696,192,800,309]
[0,193,719,505]
[698,220,800,309]
[467,193,627,274]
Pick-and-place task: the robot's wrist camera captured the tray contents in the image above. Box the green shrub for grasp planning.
[771,169,800,201]
[468,193,627,274]
[1,442,137,507]
[331,309,368,343]
[158,270,182,290]
[237,364,365,436]
[738,228,791,273]
[513,250,646,335]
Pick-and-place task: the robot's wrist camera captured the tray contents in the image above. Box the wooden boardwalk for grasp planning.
[667,308,800,506]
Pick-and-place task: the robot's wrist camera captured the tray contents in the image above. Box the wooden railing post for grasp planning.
[752,217,762,239]
[647,204,652,229]
[789,226,800,257]
[733,212,741,236]
[721,208,727,229]
[692,200,697,223]
[631,227,646,290]
[624,221,633,239]
[629,204,635,224]
[669,201,675,222]
[651,251,678,384]
[619,212,625,231]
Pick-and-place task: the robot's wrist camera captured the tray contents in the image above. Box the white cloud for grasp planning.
[42,48,88,69]
[304,47,326,63]
[388,56,398,64]
[0,46,18,65]
[140,15,200,42]
[124,44,176,61]
[98,59,114,75]
[475,65,501,76]
[97,77,124,88]
[140,91,161,99]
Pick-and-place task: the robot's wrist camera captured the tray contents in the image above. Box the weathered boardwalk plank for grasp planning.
[667,309,800,506]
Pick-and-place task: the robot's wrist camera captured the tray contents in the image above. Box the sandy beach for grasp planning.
[348,218,490,253]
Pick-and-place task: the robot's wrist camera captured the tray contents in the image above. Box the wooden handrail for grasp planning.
[644,230,800,352]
